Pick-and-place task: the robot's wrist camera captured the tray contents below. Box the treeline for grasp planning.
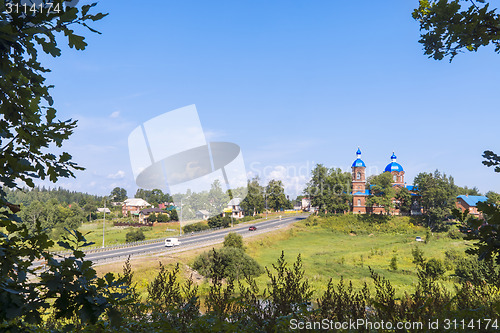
[239,177,293,215]
[4,186,104,207]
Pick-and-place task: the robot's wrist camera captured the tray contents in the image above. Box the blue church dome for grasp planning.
[352,147,366,167]
[384,152,404,172]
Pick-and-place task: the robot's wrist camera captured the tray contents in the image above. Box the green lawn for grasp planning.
[244,215,470,297]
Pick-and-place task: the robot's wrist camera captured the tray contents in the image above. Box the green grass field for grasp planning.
[245,216,469,297]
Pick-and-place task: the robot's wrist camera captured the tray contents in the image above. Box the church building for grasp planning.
[351,148,417,215]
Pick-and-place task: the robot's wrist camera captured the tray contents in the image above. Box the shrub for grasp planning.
[447,228,463,239]
[239,215,262,222]
[169,209,179,221]
[147,262,199,321]
[454,256,500,285]
[183,222,210,233]
[192,247,264,280]
[156,213,170,222]
[423,258,446,280]
[424,229,431,243]
[125,229,145,243]
[389,255,398,271]
[223,232,244,250]
[207,214,231,229]
[443,248,464,270]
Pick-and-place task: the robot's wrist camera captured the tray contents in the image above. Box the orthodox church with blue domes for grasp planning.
[351,148,417,214]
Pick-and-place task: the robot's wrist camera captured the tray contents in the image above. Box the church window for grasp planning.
[357,199,361,206]
[357,172,361,180]
[393,175,397,182]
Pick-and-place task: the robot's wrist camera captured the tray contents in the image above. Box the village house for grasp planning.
[196,210,210,220]
[224,198,244,219]
[139,207,167,223]
[456,194,488,218]
[122,198,150,218]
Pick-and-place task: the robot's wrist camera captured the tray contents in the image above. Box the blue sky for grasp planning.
[37,0,500,198]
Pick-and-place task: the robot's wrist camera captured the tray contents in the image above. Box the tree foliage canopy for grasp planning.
[0,1,109,192]
[413,0,500,61]
[0,1,133,328]
[367,172,395,214]
[458,151,500,263]
[414,170,457,230]
[304,164,351,214]
[240,176,265,215]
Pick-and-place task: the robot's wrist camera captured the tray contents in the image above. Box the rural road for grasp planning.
[54,214,307,265]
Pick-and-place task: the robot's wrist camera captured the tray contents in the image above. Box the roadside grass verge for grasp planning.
[51,220,181,251]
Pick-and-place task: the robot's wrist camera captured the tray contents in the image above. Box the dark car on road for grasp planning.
[249,226,257,231]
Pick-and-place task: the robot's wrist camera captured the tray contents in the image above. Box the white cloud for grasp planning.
[110,111,120,118]
[107,170,126,179]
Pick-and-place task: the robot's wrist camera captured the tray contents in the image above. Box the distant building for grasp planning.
[139,207,167,223]
[122,198,150,218]
[158,202,175,210]
[456,195,488,218]
[301,198,311,211]
[196,210,210,220]
[351,148,420,215]
[224,198,244,219]
[96,207,111,214]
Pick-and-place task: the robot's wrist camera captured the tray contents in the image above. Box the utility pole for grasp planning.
[102,199,106,248]
[265,189,268,220]
[179,198,183,237]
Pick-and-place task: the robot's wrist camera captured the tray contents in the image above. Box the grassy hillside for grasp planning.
[245,214,469,297]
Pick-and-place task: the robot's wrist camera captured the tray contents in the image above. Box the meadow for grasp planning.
[246,215,469,296]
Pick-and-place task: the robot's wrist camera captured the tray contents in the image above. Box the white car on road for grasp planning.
[165,237,181,247]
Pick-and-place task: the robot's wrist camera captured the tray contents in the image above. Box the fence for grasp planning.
[113,221,153,227]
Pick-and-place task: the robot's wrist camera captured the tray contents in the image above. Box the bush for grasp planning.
[423,258,446,280]
[454,256,500,285]
[156,213,170,222]
[424,229,431,243]
[126,229,145,243]
[447,227,463,239]
[183,222,210,233]
[444,248,464,270]
[207,214,231,229]
[238,215,262,223]
[192,247,264,280]
[223,232,244,250]
[148,213,157,222]
[169,209,179,221]
[389,255,398,271]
